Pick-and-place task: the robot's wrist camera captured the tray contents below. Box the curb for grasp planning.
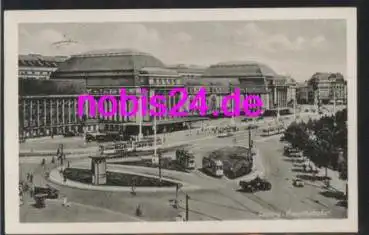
[48,166,203,193]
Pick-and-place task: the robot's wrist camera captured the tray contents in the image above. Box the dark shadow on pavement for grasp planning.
[336,200,348,208]
[291,168,306,173]
[296,174,331,181]
[283,158,298,163]
[178,205,223,221]
[320,190,346,200]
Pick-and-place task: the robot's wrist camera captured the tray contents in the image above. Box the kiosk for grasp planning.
[89,146,108,185]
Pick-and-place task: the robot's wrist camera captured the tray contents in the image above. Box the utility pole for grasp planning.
[185,194,190,221]
[293,86,297,121]
[175,184,179,206]
[138,95,143,141]
[333,82,336,115]
[248,126,252,149]
[154,114,157,158]
[158,151,162,185]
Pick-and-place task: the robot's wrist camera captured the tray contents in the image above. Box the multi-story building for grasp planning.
[19,79,86,138]
[307,72,347,105]
[296,81,311,104]
[200,61,289,116]
[18,54,68,80]
[286,77,297,106]
[19,49,291,139]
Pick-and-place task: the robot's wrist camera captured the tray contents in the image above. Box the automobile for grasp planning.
[242,118,251,122]
[289,152,303,158]
[292,178,305,187]
[63,131,77,137]
[217,132,233,138]
[303,164,319,173]
[34,185,59,199]
[239,176,272,192]
[280,135,286,141]
[248,124,259,129]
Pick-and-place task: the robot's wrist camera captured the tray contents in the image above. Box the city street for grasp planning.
[19,111,347,222]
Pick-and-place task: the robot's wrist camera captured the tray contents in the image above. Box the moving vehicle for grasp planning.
[175,149,196,170]
[292,178,305,187]
[239,176,272,192]
[132,137,162,152]
[202,156,224,177]
[63,131,77,137]
[218,132,233,138]
[34,185,59,199]
[85,131,124,142]
[261,125,284,137]
[283,146,299,155]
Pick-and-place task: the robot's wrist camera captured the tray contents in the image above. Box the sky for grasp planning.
[19,20,347,82]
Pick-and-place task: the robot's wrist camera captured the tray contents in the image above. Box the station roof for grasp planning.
[19,54,68,68]
[202,61,279,78]
[55,48,166,73]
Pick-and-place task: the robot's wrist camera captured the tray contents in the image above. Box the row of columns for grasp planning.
[21,98,79,128]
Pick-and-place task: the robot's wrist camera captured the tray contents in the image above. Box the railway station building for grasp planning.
[19,49,291,139]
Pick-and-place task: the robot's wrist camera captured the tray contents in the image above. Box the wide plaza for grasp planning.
[19,107,348,222]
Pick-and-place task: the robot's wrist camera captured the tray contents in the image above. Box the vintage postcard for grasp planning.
[4,8,357,234]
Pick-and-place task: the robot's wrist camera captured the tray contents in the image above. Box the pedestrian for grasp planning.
[135,204,142,217]
[67,161,70,168]
[62,196,70,207]
[26,173,30,181]
[29,174,33,183]
[29,186,34,198]
[51,156,55,164]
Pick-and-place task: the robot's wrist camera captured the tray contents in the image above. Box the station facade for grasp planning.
[19,49,290,139]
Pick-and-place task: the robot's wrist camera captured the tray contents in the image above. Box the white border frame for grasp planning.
[4,8,358,234]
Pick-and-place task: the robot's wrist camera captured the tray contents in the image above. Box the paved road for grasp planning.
[19,112,347,221]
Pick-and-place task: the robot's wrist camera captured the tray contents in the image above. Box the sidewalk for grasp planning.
[313,167,347,193]
[20,112,318,157]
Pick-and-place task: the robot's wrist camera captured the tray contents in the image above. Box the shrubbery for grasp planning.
[283,109,347,179]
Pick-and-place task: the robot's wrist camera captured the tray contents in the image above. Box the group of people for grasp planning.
[19,172,36,205]
[196,125,239,136]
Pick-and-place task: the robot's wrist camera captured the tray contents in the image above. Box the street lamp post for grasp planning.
[293,86,297,121]
[248,126,252,149]
[138,94,143,141]
[332,80,336,115]
[154,115,157,159]
[153,114,162,184]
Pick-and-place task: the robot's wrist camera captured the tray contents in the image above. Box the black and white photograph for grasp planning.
[4,8,357,234]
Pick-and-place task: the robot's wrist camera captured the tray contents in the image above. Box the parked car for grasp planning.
[239,176,272,192]
[34,185,59,199]
[218,132,233,138]
[292,178,304,187]
[63,131,77,137]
